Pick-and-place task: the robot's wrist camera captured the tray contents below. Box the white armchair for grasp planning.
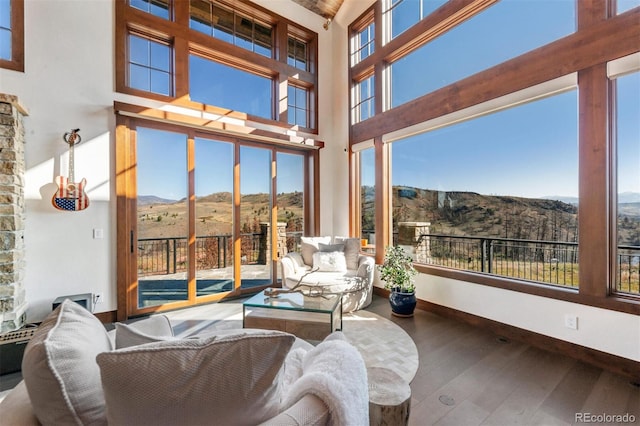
[280,239,375,312]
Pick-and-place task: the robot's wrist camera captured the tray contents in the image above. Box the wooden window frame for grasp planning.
[115,0,319,132]
[348,0,640,315]
[0,0,24,72]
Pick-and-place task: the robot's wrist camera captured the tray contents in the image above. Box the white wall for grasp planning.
[1,0,116,322]
[406,274,640,362]
[1,0,635,363]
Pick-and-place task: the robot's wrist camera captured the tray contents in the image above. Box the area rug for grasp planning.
[167,303,419,383]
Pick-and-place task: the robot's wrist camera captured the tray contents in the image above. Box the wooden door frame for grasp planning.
[116,115,319,319]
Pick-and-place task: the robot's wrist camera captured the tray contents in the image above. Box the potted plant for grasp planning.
[378,245,418,317]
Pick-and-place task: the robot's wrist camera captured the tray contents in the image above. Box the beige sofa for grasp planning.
[0,300,369,425]
[281,237,375,312]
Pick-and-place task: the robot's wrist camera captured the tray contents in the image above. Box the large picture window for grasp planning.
[359,146,376,251]
[350,0,639,313]
[391,90,579,288]
[614,71,640,295]
[190,54,273,119]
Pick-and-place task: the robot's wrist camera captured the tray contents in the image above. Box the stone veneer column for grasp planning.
[258,222,288,264]
[0,94,28,333]
[397,222,431,264]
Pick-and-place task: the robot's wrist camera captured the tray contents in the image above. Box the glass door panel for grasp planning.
[136,128,188,308]
[195,138,234,296]
[277,152,305,255]
[240,146,272,288]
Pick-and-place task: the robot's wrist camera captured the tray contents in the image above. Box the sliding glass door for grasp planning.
[119,120,315,317]
[136,128,189,308]
[195,137,234,296]
[240,146,272,288]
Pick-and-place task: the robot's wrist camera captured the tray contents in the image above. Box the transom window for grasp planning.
[190,0,273,58]
[128,34,172,96]
[288,36,308,71]
[130,0,169,20]
[352,22,375,65]
[288,85,309,128]
[353,75,375,123]
[389,0,576,108]
[383,0,447,41]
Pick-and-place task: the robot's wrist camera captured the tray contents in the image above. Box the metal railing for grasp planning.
[137,233,261,276]
[417,233,639,294]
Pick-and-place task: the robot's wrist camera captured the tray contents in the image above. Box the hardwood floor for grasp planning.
[365,296,640,426]
[2,294,637,425]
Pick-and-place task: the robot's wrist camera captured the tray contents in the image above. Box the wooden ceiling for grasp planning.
[290,0,345,19]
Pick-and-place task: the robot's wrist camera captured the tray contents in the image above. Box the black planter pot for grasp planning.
[389,290,417,317]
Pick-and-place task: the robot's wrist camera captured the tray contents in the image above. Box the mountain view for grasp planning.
[361,186,640,246]
[139,187,640,247]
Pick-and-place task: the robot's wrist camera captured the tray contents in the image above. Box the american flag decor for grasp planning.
[52,176,89,211]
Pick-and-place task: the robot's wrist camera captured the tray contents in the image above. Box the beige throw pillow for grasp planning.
[115,315,175,349]
[21,299,112,426]
[97,330,295,426]
[334,237,361,270]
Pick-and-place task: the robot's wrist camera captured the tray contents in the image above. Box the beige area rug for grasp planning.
[167,304,419,383]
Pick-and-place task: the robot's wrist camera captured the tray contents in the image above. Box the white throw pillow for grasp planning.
[97,329,295,426]
[300,236,331,266]
[115,315,175,349]
[313,251,347,272]
[21,299,112,426]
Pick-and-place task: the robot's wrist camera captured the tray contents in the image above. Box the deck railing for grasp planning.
[417,233,639,295]
[137,233,261,276]
[138,232,640,295]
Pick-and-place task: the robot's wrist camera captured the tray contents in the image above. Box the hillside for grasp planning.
[137,191,303,239]
[137,188,639,245]
[390,187,579,242]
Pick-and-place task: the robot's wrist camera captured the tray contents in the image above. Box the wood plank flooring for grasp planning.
[365,296,640,426]
[2,294,638,426]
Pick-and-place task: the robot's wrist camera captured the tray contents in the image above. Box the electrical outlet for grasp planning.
[94,293,104,304]
[564,314,578,330]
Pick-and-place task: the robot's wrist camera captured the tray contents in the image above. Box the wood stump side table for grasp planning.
[368,367,411,426]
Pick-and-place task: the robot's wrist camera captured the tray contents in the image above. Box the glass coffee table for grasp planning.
[242,289,342,341]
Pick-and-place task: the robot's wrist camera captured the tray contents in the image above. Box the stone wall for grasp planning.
[0,94,28,333]
[397,222,430,264]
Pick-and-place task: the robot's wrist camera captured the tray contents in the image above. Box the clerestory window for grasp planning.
[117,0,317,131]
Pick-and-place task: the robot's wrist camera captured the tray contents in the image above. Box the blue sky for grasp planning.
[137,128,304,199]
[137,0,638,202]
